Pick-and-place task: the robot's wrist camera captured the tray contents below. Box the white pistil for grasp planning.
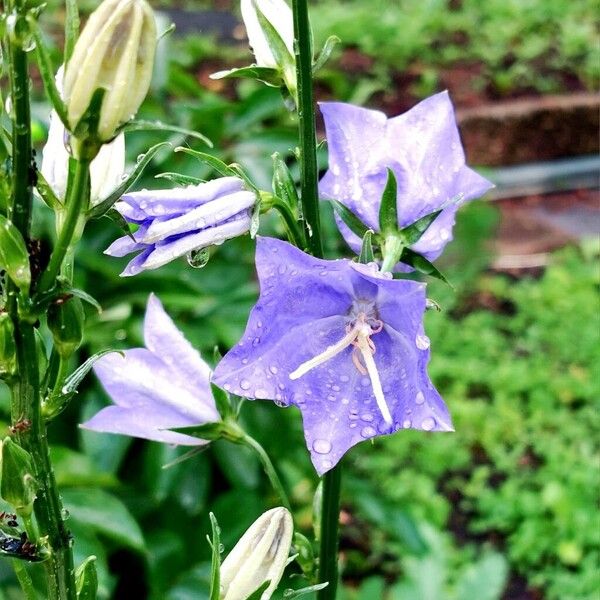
[289,326,360,380]
[289,314,393,425]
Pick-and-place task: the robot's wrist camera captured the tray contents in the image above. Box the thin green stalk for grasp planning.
[12,560,37,600]
[271,198,306,249]
[6,5,77,598]
[241,433,292,513]
[291,0,342,595]
[292,0,323,258]
[37,159,90,294]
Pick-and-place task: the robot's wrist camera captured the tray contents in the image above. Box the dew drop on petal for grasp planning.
[312,439,332,454]
[269,365,278,374]
[360,426,377,438]
[415,391,425,405]
[361,413,374,422]
[415,334,431,350]
[240,379,251,391]
[422,417,435,431]
[403,419,411,428]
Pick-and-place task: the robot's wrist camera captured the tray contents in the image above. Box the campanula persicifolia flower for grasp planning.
[105,176,257,276]
[82,294,218,444]
[213,237,452,475]
[319,91,493,266]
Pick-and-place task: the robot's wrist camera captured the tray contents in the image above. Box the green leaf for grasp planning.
[211,65,282,88]
[272,152,299,213]
[399,247,451,285]
[359,229,375,264]
[174,147,236,178]
[87,141,172,218]
[454,552,508,600]
[155,172,205,186]
[36,170,63,210]
[283,583,329,598]
[62,488,145,553]
[330,200,369,239]
[67,288,102,313]
[208,513,221,600]
[313,35,341,73]
[400,209,443,246]
[378,168,398,235]
[117,120,212,147]
[0,214,31,294]
[171,423,224,441]
[211,383,232,420]
[27,15,70,127]
[75,555,98,600]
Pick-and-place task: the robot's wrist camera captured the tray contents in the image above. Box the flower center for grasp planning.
[289,311,392,425]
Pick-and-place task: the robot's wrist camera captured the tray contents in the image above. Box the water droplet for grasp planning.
[61,509,70,521]
[269,365,278,374]
[415,391,425,405]
[403,419,411,428]
[361,413,374,422]
[223,383,231,391]
[422,417,435,431]
[327,394,336,401]
[312,439,332,454]
[240,379,251,390]
[340,374,350,383]
[360,377,370,387]
[252,337,260,347]
[415,334,430,350]
[187,247,210,268]
[360,426,376,438]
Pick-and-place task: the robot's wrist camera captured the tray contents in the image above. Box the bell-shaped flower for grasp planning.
[319,91,493,266]
[213,237,452,475]
[220,507,293,600]
[105,176,257,276]
[82,294,219,444]
[63,0,157,143]
[241,0,294,68]
[41,67,125,205]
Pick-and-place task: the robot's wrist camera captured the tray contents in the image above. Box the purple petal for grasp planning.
[81,405,207,445]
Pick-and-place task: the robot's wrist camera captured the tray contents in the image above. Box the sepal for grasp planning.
[0,313,17,379]
[0,438,37,518]
[312,35,340,73]
[0,215,31,295]
[75,555,98,600]
[47,295,85,359]
[358,229,375,264]
[378,168,398,235]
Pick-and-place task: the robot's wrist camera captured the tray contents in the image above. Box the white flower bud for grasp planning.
[41,68,125,205]
[241,0,294,68]
[63,0,157,142]
[220,507,293,600]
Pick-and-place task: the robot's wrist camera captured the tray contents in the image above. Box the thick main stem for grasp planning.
[6,8,77,598]
[292,0,323,257]
[291,1,342,596]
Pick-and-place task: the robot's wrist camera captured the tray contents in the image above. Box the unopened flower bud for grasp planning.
[220,507,293,600]
[0,215,31,295]
[63,0,157,144]
[0,438,37,518]
[241,0,294,69]
[0,313,17,378]
[47,296,85,359]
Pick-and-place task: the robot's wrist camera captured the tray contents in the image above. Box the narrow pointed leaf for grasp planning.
[68,288,102,313]
[378,168,398,235]
[330,200,369,239]
[208,513,221,600]
[155,172,204,186]
[170,423,224,441]
[400,247,451,285]
[272,152,299,213]
[358,229,375,264]
[211,65,282,87]
[87,141,171,218]
[75,556,98,600]
[313,35,341,73]
[174,148,236,178]
[211,383,232,420]
[400,209,443,245]
[61,350,124,397]
[63,0,80,64]
[283,583,329,598]
[253,0,295,69]
[27,17,69,127]
[36,171,63,210]
[117,120,212,147]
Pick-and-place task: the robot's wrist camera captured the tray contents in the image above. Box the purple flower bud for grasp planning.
[105,177,257,276]
[213,237,452,475]
[319,92,494,267]
[82,294,219,443]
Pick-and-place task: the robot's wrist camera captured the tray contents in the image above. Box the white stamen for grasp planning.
[289,326,360,380]
[355,335,393,425]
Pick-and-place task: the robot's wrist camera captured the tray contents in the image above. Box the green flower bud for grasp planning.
[0,215,31,295]
[0,313,17,378]
[47,296,85,359]
[63,0,157,144]
[220,507,293,600]
[0,438,37,518]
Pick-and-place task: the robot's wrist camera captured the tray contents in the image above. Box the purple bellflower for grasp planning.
[82,294,219,444]
[105,176,256,276]
[213,237,452,475]
[319,91,493,264]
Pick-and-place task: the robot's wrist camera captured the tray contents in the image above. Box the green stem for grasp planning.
[37,159,90,295]
[6,6,77,598]
[318,463,342,599]
[12,560,37,600]
[380,235,404,273]
[292,0,323,258]
[241,433,292,513]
